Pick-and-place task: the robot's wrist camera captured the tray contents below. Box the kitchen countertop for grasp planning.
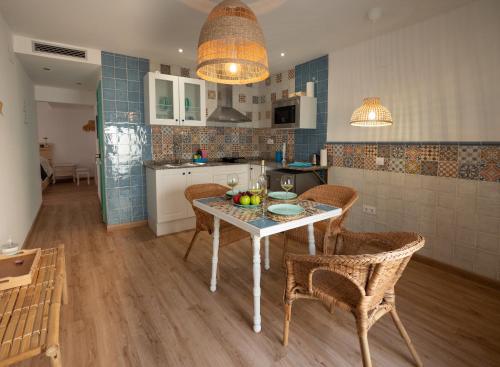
[143,160,247,170]
[144,159,329,171]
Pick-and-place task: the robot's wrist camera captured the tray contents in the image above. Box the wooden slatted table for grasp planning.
[0,246,67,367]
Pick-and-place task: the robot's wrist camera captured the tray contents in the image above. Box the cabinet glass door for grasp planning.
[179,77,206,126]
[155,78,175,121]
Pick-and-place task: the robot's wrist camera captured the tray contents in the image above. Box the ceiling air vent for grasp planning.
[32,42,87,60]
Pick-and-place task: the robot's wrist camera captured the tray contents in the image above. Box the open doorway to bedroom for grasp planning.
[37,101,97,190]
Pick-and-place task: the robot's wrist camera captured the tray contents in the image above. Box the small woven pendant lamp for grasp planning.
[350,97,393,127]
[350,8,393,127]
[196,0,269,85]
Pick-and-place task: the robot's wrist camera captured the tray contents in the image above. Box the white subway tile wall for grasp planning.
[329,167,500,280]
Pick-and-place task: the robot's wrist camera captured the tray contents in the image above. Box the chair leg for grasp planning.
[283,303,292,346]
[390,308,423,367]
[356,315,372,367]
[184,229,200,261]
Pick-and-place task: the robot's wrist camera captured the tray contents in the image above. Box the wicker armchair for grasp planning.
[283,231,425,367]
[184,183,250,261]
[283,185,358,257]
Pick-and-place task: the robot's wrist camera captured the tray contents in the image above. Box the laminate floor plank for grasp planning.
[11,182,500,367]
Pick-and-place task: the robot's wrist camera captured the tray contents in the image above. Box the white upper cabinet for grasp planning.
[144,72,206,126]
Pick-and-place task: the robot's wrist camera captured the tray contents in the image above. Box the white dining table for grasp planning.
[193,197,342,333]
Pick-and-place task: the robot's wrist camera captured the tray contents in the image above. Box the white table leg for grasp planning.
[264,236,270,270]
[252,235,262,333]
[307,223,316,255]
[210,217,220,292]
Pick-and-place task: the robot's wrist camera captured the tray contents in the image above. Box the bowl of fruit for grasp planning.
[232,191,262,208]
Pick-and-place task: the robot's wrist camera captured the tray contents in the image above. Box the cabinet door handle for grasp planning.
[182,119,185,122]
[175,119,179,122]
[188,172,191,174]
[182,172,185,175]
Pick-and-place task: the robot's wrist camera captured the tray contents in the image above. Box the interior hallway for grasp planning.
[16,182,500,367]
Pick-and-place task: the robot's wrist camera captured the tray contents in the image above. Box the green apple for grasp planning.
[250,195,261,205]
[239,195,251,205]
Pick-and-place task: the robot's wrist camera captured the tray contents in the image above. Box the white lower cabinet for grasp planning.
[146,164,248,236]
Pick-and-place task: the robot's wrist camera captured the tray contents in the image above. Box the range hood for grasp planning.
[207,84,251,123]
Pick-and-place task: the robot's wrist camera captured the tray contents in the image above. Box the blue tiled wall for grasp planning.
[101,52,151,225]
[294,55,328,161]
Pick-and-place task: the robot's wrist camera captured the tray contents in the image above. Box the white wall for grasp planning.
[37,101,96,175]
[329,167,500,281]
[0,12,41,246]
[327,0,500,142]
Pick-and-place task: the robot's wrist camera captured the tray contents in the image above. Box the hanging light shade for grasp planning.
[196,0,269,85]
[349,97,393,127]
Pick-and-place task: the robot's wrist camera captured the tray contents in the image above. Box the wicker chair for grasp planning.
[283,185,358,257]
[283,231,425,367]
[184,183,250,261]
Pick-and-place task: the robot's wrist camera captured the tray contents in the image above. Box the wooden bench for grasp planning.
[0,246,68,367]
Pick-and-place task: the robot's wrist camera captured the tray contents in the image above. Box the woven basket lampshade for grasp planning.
[350,97,393,127]
[197,0,269,85]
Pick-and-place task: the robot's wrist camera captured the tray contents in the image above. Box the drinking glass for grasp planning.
[280,175,294,199]
[227,174,239,195]
[249,180,262,196]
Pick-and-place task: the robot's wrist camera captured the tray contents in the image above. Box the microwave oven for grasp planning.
[272,96,317,129]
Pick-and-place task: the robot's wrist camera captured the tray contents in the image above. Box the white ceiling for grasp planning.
[17,53,100,91]
[0,0,473,72]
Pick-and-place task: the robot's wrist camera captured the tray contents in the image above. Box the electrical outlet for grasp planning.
[376,157,384,166]
[363,205,376,215]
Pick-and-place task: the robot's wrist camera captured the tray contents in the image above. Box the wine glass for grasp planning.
[280,175,294,199]
[249,180,262,197]
[227,174,239,195]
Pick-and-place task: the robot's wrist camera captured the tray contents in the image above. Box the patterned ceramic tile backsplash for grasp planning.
[151,126,294,162]
[101,51,151,225]
[326,142,500,182]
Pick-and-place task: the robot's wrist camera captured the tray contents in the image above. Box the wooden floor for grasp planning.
[16,182,500,367]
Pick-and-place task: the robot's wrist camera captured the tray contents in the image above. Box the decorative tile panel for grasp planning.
[160,64,171,74]
[405,160,421,174]
[459,163,480,180]
[288,69,295,79]
[239,94,246,103]
[275,73,282,83]
[439,145,458,161]
[252,96,259,104]
[479,163,500,182]
[458,146,481,163]
[180,67,190,77]
[438,161,458,178]
[390,145,405,159]
[390,158,405,173]
[325,142,499,182]
[405,145,420,161]
[421,160,439,176]
[420,145,439,161]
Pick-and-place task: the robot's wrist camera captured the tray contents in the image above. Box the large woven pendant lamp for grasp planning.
[350,8,393,127]
[196,0,269,85]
